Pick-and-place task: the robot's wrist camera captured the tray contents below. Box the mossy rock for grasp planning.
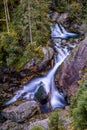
[15,43,44,71]
[30,125,43,130]
[0,31,44,71]
[35,82,48,104]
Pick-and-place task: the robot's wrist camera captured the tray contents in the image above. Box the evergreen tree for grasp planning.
[3,0,10,33]
[70,80,87,130]
[12,0,50,44]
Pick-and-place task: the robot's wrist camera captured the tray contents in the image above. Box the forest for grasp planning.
[0,0,87,70]
[0,0,87,130]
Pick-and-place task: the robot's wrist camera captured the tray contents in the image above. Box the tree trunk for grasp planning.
[28,0,33,43]
[3,0,10,33]
[6,0,10,21]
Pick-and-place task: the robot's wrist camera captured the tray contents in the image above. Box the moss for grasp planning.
[30,125,43,130]
[55,0,67,13]
[69,2,82,16]
[48,110,64,130]
[15,43,44,71]
[70,80,87,130]
[0,31,44,71]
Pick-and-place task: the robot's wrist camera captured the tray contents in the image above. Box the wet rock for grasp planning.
[57,37,87,100]
[57,13,69,24]
[35,82,48,104]
[21,46,54,72]
[51,12,59,22]
[37,46,54,71]
[2,101,40,122]
[52,39,62,45]
[51,12,69,24]
[62,40,67,45]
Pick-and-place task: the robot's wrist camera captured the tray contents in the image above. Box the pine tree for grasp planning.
[70,80,87,130]
[3,0,10,32]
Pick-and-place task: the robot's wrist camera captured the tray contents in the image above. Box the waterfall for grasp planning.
[51,24,68,39]
[59,24,78,38]
[51,23,78,39]
[5,24,78,112]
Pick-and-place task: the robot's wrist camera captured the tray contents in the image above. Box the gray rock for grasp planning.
[51,12,59,22]
[2,101,40,122]
[23,58,37,70]
[0,120,24,130]
[0,118,49,130]
[50,12,69,24]
[57,37,87,100]
[37,46,54,71]
[57,13,69,23]
[25,118,49,130]
[42,46,54,60]
[22,46,54,72]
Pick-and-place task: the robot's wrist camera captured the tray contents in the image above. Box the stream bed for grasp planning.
[5,23,78,112]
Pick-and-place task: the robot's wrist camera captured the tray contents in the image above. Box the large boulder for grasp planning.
[37,46,54,71]
[35,82,48,104]
[51,12,69,24]
[23,58,37,70]
[56,13,69,24]
[57,37,87,100]
[51,12,59,22]
[0,118,49,130]
[22,46,54,72]
[2,101,40,122]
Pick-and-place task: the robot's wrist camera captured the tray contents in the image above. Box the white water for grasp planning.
[5,24,77,111]
[51,24,68,39]
[59,24,78,37]
[5,44,69,110]
[51,23,78,39]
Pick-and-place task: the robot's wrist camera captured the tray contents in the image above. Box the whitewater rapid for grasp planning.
[5,23,78,111]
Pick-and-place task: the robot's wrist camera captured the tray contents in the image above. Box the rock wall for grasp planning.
[57,37,87,100]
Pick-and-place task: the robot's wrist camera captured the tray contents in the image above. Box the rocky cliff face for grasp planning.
[57,37,87,100]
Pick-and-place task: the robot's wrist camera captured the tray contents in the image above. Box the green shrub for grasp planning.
[16,42,43,70]
[82,2,87,31]
[0,32,43,70]
[48,110,64,130]
[0,32,23,67]
[12,0,50,45]
[55,0,67,13]
[67,1,83,24]
[30,125,43,130]
[70,80,87,130]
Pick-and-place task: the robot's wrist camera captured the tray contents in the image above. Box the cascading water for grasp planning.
[5,24,78,112]
[51,23,78,39]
